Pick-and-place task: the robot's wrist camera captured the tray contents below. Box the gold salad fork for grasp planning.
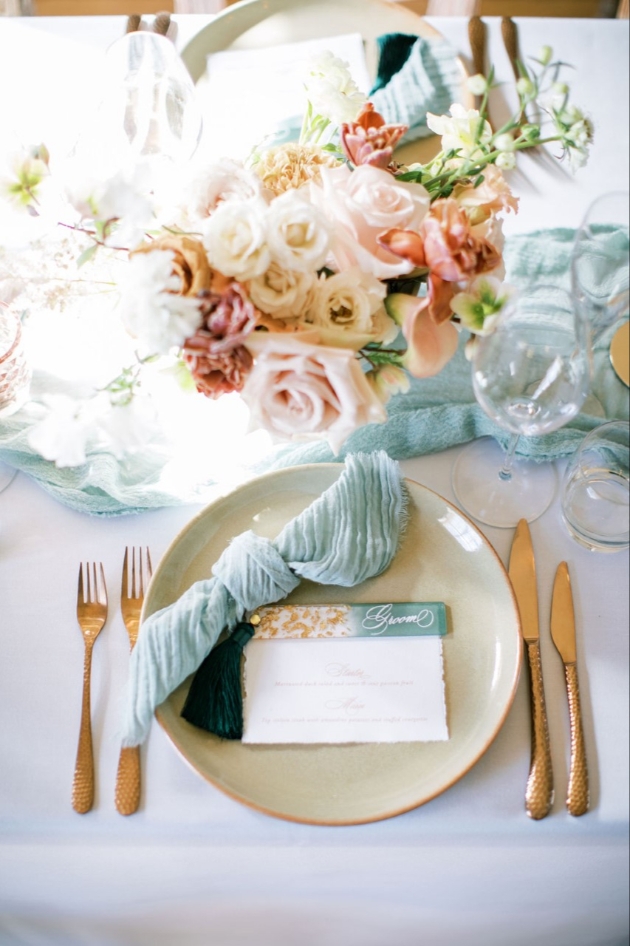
[115,546,152,815]
[73,562,108,814]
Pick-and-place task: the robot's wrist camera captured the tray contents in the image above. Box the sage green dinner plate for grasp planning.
[149,464,522,825]
[180,0,472,167]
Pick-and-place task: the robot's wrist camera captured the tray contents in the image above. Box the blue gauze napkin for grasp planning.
[0,228,627,516]
[370,33,463,143]
[121,451,406,746]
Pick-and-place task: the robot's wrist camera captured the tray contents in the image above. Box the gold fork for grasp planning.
[115,546,152,816]
[73,562,108,814]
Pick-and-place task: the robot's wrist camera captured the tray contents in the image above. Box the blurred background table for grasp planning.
[0,12,628,946]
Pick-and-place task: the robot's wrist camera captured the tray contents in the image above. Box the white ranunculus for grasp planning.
[116,250,202,354]
[309,268,394,346]
[183,158,264,225]
[304,50,367,125]
[248,261,316,320]
[202,198,270,280]
[265,190,330,274]
[427,105,493,158]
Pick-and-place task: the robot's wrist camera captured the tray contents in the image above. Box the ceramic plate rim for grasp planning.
[181,0,447,82]
[150,463,522,826]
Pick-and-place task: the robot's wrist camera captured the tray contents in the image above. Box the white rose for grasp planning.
[309,268,395,347]
[242,334,386,454]
[310,165,430,280]
[184,158,264,225]
[248,261,317,320]
[202,198,270,280]
[265,190,330,273]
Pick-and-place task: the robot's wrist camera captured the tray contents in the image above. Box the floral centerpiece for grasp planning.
[2,45,592,464]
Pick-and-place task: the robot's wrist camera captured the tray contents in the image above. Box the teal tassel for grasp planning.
[181,623,255,740]
[370,33,417,95]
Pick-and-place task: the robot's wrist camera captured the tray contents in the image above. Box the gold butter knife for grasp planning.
[509,519,554,820]
[550,562,589,817]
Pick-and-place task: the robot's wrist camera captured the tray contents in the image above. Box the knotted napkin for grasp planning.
[370,32,462,143]
[122,451,407,746]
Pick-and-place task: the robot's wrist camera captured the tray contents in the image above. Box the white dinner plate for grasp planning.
[180,0,471,166]
[149,464,522,825]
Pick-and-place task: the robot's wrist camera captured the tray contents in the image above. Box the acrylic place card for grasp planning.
[242,603,449,745]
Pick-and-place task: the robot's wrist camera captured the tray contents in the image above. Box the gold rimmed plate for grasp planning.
[148,464,522,825]
[610,320,630,387]
[180,0,472,166]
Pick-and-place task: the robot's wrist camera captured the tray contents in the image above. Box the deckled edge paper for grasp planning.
[242,603,449,745]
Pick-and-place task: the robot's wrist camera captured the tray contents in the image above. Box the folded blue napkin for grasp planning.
[370,33,463,143]
[121,451,407,746]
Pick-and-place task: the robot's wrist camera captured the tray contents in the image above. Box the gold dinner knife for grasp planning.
[550,562,590,817]
[509,519,554,820]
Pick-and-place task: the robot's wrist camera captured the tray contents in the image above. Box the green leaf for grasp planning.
[395,170,426,183]
[473,174,485,188]
[76,243,98,268]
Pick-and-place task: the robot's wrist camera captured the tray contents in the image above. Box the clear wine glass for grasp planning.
[571,191,629,343]
[452,284,591,528]
[77,31,203,176]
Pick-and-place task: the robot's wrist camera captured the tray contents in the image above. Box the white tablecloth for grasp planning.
[0,14,628,946]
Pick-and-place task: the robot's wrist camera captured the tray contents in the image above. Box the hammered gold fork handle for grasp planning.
[525,640,554,820]
[565,663,589,817]
[72,641,95,814]
[115,746,141,815]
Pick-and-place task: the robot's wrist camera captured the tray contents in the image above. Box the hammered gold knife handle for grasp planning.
[525,640,554,820]
[565,663,589,817]
[72,643,95,814]
[115,746,141,816]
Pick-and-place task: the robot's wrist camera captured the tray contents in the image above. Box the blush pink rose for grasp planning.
[310,164,430,280]
[242,334,386,453]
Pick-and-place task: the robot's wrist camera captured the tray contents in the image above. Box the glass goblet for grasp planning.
[452,284,591,528]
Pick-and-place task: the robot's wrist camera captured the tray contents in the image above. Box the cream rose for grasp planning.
[202,198,270,281]
[242,334,386,453]
[248,261,317,321]
[311,165,430,279]
[309,268,396,347]
[265,190,330,273]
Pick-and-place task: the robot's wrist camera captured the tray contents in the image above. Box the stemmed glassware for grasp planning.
[76,31,203,177]
[452,284,591,528]
[571,191,630,345]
